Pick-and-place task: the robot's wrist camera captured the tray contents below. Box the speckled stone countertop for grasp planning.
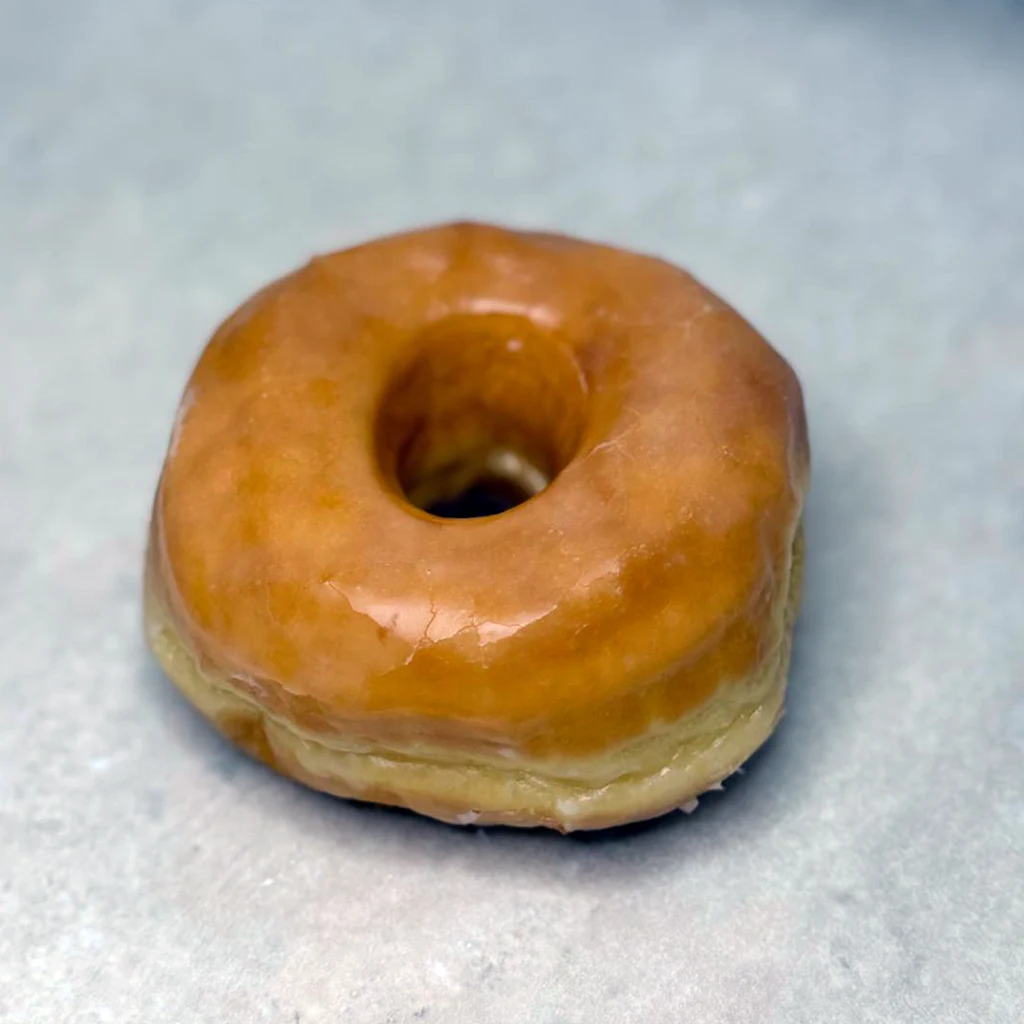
[2,2,1022,1021]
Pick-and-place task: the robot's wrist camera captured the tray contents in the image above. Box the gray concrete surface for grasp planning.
[2,1,1023,1021]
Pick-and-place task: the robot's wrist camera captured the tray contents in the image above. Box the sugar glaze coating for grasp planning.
[146,222,809,831]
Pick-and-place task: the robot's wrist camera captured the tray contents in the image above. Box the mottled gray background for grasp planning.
[2,1,1022,1022]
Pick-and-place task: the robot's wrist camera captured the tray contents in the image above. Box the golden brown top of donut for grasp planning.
[152,222,809,758]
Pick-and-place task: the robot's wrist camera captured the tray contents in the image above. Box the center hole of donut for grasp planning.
[417,450,544,519]
[376,314,588,521]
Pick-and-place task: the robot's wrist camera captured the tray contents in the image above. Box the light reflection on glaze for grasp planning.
[325,579,557,651]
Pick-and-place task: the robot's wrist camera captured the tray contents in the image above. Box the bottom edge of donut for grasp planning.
[143,590,797,834]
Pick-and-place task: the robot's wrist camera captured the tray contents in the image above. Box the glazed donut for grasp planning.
[145,222,809,832]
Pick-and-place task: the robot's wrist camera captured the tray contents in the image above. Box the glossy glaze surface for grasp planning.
[151,222,809,759]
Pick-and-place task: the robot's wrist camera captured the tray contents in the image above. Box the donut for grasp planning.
[145,222,809,832]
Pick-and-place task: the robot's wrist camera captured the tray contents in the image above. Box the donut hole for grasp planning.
[376,314,588,519]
